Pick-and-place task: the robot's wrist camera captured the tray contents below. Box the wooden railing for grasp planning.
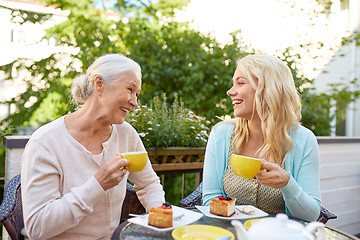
[2,137,206,200]
[148,147,204,199]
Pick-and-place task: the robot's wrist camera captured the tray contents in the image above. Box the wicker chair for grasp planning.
[0,174,145,240]
[120,182,146,223]
[113,182,146,240]
[0,174,24,240]
[179,182,337,224]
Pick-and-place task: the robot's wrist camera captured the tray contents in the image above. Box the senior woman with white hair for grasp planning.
[21,54,165,239]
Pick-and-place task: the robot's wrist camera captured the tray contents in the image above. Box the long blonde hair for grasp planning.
[232,55,301,165]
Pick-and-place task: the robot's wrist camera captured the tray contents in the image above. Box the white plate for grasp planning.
[195,205,268,220]
[127,206,203,232]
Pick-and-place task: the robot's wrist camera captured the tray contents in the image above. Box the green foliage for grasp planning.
[314,0,333,14]
[153,0,190,17]
[342,30,360,47]
[1,0,359,139]
[0,144,5,178]
[301,93,332,136]
[127,94,210,148]
[0,54,75,131]
[163,173,196,206]
[0,0,128,133]
[0,0,250,136]
[276,47,360,136]
[0,4,52,24]
[277,48,333,136]
[329,80,360,135]
[126,18,250,120]
[0,128,9,190]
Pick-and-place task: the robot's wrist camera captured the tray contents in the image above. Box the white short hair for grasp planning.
[71,54,141,104]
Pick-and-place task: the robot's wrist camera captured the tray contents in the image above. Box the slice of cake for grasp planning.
[210,196,236,217]
[148,202,173,228]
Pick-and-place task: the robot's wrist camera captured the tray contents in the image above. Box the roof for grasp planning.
[1,0,47,7]
[0,0,66,15]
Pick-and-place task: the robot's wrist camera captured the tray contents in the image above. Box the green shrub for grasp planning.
[126,94,209,205]
[163,173,197,206]
[126,93,211,148]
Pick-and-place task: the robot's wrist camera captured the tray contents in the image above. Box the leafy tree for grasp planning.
[1,0,359,138]
[276,48,333,136]
[126,20,250,120]
[0,0,247,132]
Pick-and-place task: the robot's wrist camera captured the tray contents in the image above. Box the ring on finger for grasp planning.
[122,168,126,176]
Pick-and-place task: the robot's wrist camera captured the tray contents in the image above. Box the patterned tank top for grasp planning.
[223,135,286,214]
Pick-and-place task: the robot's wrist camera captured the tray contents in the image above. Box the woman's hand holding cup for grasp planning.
[94,155,129,191]
[255,161,290,188]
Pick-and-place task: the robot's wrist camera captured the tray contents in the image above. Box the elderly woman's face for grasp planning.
[97,72,141,124]
[226,67,257,120]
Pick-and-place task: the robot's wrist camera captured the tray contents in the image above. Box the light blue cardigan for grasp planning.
[202,121,321,221]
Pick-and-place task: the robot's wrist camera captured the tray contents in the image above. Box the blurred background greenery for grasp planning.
[1,0,359,138]
[0,0,360,224]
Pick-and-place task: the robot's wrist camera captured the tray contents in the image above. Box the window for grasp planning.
[18,30,27,43]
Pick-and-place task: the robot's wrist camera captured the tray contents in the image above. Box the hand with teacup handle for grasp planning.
[94,155,129,191]
[255,161,290,188]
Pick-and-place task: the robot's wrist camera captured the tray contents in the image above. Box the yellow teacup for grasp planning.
[231,154,262,179]
[119,151,148,172]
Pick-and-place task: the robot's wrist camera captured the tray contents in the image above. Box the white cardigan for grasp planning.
[21,116,165,239]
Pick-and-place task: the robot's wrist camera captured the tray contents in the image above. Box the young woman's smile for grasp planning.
[227,67,257,120]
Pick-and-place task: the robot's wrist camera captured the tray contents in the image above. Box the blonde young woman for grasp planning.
[202,55,321,221]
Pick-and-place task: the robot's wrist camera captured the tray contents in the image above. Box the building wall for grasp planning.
[318,138,360,235]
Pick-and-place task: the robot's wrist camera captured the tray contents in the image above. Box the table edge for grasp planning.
[325,226,360,240]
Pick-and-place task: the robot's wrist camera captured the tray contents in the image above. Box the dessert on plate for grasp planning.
[210,196,236,217]
[148,202,173,228]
